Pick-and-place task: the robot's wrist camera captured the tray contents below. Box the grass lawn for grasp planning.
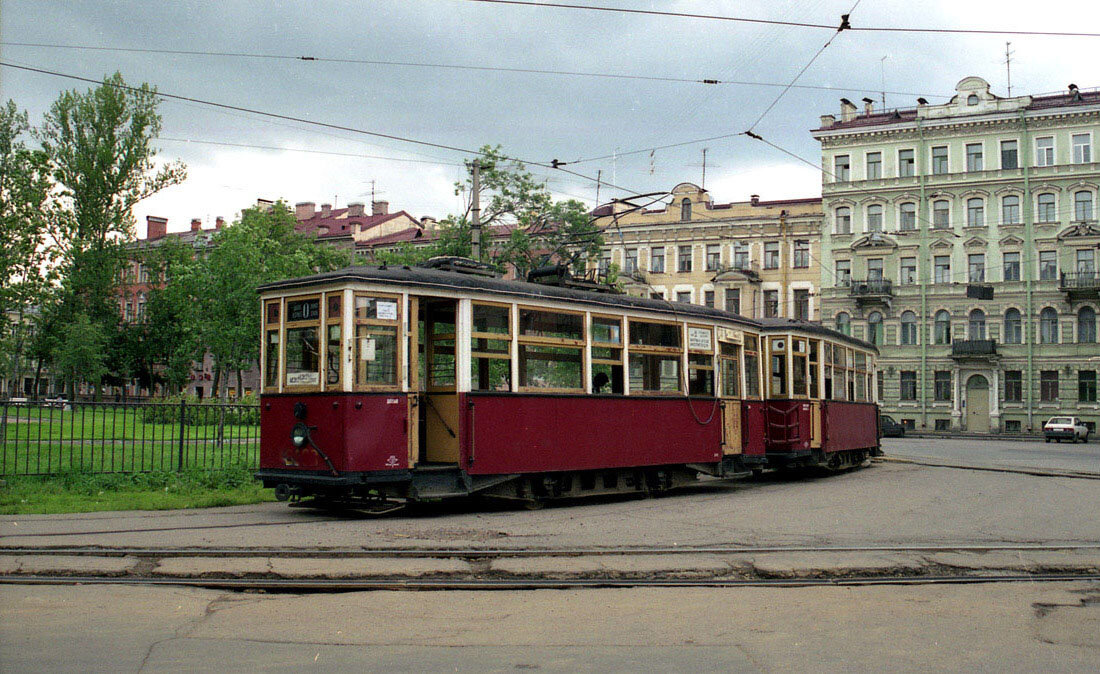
[0,466,275,514]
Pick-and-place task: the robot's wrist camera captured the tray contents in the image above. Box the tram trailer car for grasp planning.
[255,265,881,507]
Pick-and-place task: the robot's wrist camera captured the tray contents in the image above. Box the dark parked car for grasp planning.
[880,414,905,438]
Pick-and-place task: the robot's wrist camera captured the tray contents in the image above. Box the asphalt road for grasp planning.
[3,582,1098,672]
[883,437,1100,474]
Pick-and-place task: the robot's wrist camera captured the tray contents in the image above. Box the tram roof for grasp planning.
[260,265,876,353]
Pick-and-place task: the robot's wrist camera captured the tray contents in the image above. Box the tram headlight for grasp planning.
[291,422,309,448]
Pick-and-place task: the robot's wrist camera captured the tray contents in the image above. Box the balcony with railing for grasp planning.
[1060,271,1100,300]
[849,278,893,306]
[712,261,761,284]
[951,339,998,360]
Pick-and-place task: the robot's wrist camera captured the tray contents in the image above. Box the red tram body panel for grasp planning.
[822,401,879,453]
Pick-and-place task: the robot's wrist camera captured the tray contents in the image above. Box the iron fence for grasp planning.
[0,400,260,476]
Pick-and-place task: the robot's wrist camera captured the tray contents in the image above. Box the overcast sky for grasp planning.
[2,0,1098,236]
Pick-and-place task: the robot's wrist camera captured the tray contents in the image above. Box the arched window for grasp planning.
[1075,191,1094,222]
[866,204,883,232]
[932,200,950,228]
[867,311,883,345]
[966,197,985,227]
[1037,193,1056,222]
[900,311,917,345]
[835,207,851,234]
[968,309,986,340]
[1003,308,1022,344]
[836,312,851,336]
[1080,306,1097,343]
[1001,194,1020,225]
[967,94,979,105]
[680,198,692,221]
[1040,307,1059,344]
[934,310,951,345]
[899,202,917,230]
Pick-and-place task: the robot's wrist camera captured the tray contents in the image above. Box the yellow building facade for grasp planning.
[593,183,823,321]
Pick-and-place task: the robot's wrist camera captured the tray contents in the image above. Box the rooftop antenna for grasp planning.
[701,148,708,190]
[1004,42,1014,96]
[879,56,888,109]
[595,169,602,205]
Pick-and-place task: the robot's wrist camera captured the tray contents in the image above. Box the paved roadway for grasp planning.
[883,436,1100,474]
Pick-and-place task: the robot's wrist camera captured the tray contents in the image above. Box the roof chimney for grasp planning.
[750,194,760,206]
[347,202,365,217]
[861,97,874,115]
[190,218,202,232]
[320,203,331,218]
[146,215,168,240]
[215,216,225,230]
[839,98,857,122]
[295,202,315,220]
[372,200,389,216]
[819,113,836,127]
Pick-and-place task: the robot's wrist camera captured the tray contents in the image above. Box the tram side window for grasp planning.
[518,308,584,391]
[846,349,856,400]
[853,351,868,401]
[628,319,682,393]
[792,338,808,397]
[687,326,714,396]
[354,295,400,387]
[720,342,740,397]
[591,316,624,394]
[264,300,280,390]
[770,338,787,397]
[808,340,820,399]
[471,303,512,391]
[325,293,342,387]
[743,334,760,398]
[285,297,321,387]
[823,342,833,399]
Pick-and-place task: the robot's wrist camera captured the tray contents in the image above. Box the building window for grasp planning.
[725,288,740,314]
[680,198,692,221]
[1035,136,1054,167]
[899,202,917,230]
[900,257,916,285]
[1005,370,1022,402]
[932,200,949,228]
[968,309,986,340]
[1075,191,1094,221]
[934,256,951,284]
[835,259,851,286]
[967,94,979,105]
[624,248,637,275]
[598,252,610,274]
[900,371,917,400]
[1037,193,1056,222]
[1000,139,1018,169]
[934,310,951,345]
[650,247,665,273]
[1040,370,1058,402]
[934,371,951,401]
[836,312,851,335]
[966,143,983,171]
[1001,195,1020,224]
[651,291,665,300]
[676,291,691,304]
[900,311,917,345]
[763,290,779,318]
[1080,307,1097,343]
[867,257,884,281]
[866,152,882,179]
[968,253,985,283]
[704,290,715,308]
[1081,370,1098,403]
[1004,308,1022,344]
[834,155,850,181]
[1077,249,1095,274]
[1003,252,1020,281]
[866,204,883,232]
[835,207,851,234]
[1072,133,1092,164]
[677,245,692,273]
[867,311,883,345]
[1039,251,1057,280]
[898,148,915,177]
[793,289,809,320]
[931,146,949,174]
[1040,307,1059,343]
[764,242,779,269]
[705,244,720,271]
[966,198,985,227]
[733,243,749,269]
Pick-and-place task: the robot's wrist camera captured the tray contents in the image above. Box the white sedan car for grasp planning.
[1043,417,1090,443]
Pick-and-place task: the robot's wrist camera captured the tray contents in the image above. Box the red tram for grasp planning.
[256,263,881,507]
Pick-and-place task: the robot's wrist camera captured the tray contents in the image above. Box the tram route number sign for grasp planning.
[287,299,320,322]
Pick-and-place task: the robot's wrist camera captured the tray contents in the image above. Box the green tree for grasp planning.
[143,237,203,394]
[51,313,108,396]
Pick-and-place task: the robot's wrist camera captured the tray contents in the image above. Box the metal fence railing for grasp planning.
[0,400,260,476]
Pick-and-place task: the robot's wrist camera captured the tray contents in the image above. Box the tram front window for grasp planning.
[285,326,320,386]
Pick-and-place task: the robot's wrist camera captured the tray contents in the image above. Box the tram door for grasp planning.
[718,341,742,455]
[421,298,460,463]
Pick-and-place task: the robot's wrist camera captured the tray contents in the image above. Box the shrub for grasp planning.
[140,393,259,426]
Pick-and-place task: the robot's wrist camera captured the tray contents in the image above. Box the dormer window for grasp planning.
[680,198,692,221]
[967,94,979,105]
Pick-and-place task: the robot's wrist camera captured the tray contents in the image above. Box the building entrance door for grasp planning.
[965,374,990,433]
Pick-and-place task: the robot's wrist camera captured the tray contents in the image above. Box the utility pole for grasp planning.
[701,148,708,190]
[595,169,602,205]
[879,56,888,109]
[470,160,481,261]
[1004,42,1014,96]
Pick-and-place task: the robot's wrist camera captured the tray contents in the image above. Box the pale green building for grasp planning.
[813,76,1100,435]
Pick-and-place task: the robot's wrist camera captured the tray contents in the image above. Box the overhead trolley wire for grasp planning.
[458,0,1100,37]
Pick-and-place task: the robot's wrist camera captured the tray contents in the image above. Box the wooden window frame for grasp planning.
[322,291,344,392]
[627,316,685,395]
[516,304,586,393]
[282,293,324,393]
[261,298,283,394]
[352,291,403,392]
[742,332,762,400]
[470,301,513,392]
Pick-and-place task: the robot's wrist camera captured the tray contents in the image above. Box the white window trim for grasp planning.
[1071,130,1093,164]
[897,147,916,177]
[865,151,882,180]
[1034,135,1056,168]
[930,145,950,174]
